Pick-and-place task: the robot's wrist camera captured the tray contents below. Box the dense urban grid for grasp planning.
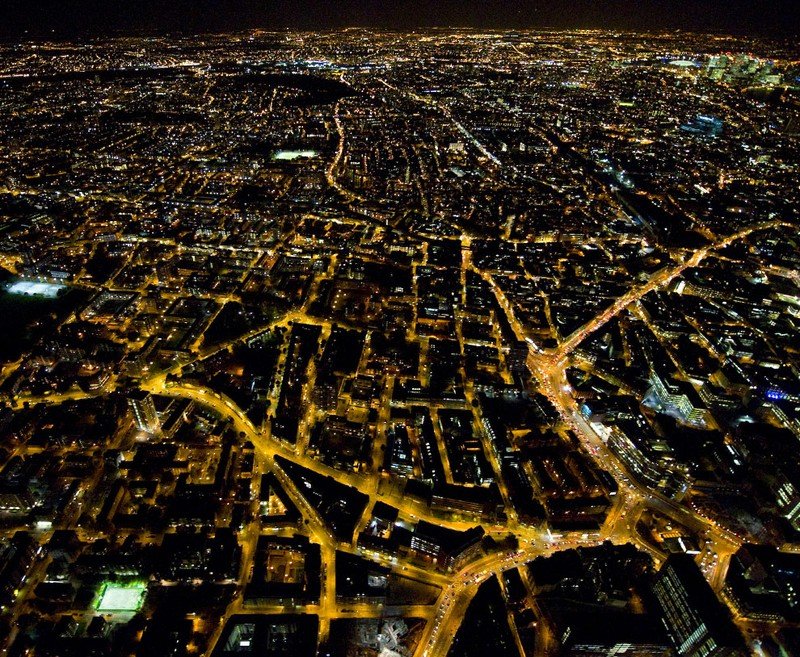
[0,28,799,657]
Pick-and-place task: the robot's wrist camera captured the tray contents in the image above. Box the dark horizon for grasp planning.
[1,15,800,657]
[3,0,799,40]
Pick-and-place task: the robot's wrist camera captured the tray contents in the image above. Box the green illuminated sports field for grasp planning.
[95,582,147,613]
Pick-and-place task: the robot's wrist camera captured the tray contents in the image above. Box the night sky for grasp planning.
[2,0,798,39]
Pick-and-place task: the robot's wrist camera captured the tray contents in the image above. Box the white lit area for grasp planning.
[6,280,65,298]
[272,149,319,161]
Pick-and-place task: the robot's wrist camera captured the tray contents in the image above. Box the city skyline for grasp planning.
[2,0,799,38]
[0,24,799,657]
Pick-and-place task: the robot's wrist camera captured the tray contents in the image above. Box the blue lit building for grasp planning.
[681,115,724,138]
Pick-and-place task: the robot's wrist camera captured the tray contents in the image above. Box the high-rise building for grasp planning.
[651,554,745,657]
[128,390,161,435]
